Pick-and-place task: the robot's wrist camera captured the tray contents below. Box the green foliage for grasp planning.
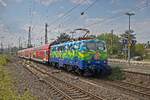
[57,33,71,43]
[97,33,122,56]
[107,67,125,81]
[134,43,145,57]
[51,33,71,45]
[0,55,36,100]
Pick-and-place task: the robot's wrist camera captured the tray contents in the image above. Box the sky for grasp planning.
[0,0,150,48]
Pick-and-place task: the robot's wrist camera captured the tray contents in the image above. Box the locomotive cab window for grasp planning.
[97,41,105,51]
[86,41,105,51]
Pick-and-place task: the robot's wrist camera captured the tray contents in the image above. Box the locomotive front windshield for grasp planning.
[86,41,105,51]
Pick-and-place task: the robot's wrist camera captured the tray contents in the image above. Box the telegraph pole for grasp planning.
[45,23,48,44]
[27,26,32,48]
[0,42,3,54]
[125,12,135,65]
[40,36,43,45]
[7,44,10,53]
[18,37,21,49]
[0,36,4,53]
[110,29,113,55]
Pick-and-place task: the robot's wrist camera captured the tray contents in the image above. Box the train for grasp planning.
[18,39,111,76]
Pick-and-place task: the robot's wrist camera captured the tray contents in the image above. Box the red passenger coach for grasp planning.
[18,48,33,59]
[31,44,50,63]
[18,44,50,63]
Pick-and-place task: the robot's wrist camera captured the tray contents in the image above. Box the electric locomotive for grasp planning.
[49,39,111,75]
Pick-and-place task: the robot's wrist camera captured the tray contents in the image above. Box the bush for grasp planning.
[107,67,125,81]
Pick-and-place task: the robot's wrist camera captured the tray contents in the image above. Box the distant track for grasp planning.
[99,80,150,99]
[123,70,150,76]
[23,60,105,100]
[108,59,150,66]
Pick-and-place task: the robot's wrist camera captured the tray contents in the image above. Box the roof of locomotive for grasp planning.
[51,39,105,48]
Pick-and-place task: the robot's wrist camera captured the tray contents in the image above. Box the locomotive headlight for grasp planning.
[104,60,107,64]
[88,61,91,63]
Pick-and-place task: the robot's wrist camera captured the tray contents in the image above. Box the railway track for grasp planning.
[21,59,150,100]
[23,61,105,100]
[98,80,150,99]
[123,70,150,77]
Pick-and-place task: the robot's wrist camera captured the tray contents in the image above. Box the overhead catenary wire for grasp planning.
[53,0,99,32]
[60,0,99,26]
[81,0,99,15]
[48,0,87,27]
[60,0,150,34]
[82,1,150,28]
[49,0,150,36]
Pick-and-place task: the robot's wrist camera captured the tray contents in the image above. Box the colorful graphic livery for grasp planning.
[18,39,111,76]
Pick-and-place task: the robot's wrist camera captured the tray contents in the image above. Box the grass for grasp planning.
[107,66,126,81]
[0,54,36,100]
[0,55,10,66]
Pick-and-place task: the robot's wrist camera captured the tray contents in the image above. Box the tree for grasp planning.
[134,43,145,57]
[51,33,71,45]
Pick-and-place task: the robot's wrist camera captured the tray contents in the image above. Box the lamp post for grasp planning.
[125,12,135,65]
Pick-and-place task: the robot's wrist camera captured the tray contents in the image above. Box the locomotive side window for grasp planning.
[86,41,105,51]
[62,45,65,51]
[86,42,97,51]
[57,46,64,51]
[57,46,61,51]
[74,43,79,50]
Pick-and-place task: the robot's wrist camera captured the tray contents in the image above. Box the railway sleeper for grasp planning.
[66,88,80,92]
[52,96,64,100]
[73,96,91,100]
[67,92,85,96]
[69,94,88,98]
[66,91,83,94]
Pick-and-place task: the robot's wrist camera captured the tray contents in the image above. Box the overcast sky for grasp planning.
[0,0,150,48]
